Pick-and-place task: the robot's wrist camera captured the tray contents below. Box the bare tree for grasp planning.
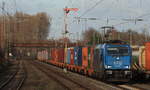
[82,28,102,45]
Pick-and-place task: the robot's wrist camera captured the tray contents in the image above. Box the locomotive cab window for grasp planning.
[107,47,129,56]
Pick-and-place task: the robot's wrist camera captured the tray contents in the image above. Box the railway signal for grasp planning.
[63,7,79,69]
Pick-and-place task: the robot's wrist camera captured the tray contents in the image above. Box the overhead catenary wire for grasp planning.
[113,0,150,26]
[111,11,150,27]
[79,0,105,17]
[77,0,144,29]
[99,0,115,22]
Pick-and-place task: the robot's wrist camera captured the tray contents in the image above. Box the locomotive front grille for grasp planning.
[106,70,131,79]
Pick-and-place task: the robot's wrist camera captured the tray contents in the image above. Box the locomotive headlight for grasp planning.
[125,66,130,69]
[105,65,112,68]
[107,65,112,68]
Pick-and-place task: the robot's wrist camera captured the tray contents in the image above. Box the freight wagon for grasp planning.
[137,43,150,78]
[37,48,49,62]
[37,40,132,81]
[39,47,95,76]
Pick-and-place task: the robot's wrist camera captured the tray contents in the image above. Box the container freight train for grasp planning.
[132,42,150,79]
[37,41,132,81]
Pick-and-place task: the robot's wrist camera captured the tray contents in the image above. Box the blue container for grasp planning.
[67,48,71,64]
[74,47,82,66]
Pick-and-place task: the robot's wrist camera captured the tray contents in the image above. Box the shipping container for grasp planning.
[74,47,82,66]
[82,47,88,68]
[43,50,45,60]
[38,51,42,61]
[48,48,51,60]
[145,43,150,70]
[58,48,64,63]
[55,48,59,62]
[37,51,40,60]
[139,46,145,69]
[82,47,94,69]
[44,50,48,60]
[70,48,74,65]
[89,47,94,69]
[51,48,57,61]
[67,48,71,64]
[41,50,43,60]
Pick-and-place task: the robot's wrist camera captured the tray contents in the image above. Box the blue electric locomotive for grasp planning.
[93,41,132,81]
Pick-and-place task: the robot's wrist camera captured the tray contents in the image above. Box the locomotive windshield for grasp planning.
[107,47,129,56]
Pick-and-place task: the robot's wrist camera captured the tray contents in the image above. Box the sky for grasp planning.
[1,0,150,40]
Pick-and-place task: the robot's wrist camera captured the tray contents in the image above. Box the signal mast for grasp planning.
[63,7,78,68]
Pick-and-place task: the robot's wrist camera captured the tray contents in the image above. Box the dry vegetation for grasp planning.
[0,12,51,59]
[82,28,150,45]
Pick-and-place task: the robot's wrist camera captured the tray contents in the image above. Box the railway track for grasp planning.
[32,61,128,90]
[116,84,141,90]
[17,61,27,90]
[106,81,147,90]
[32,61,89,90]
[0,60,20,89]
[118,81,150,90]
[0,60,27,90]
[34,61,149,90]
